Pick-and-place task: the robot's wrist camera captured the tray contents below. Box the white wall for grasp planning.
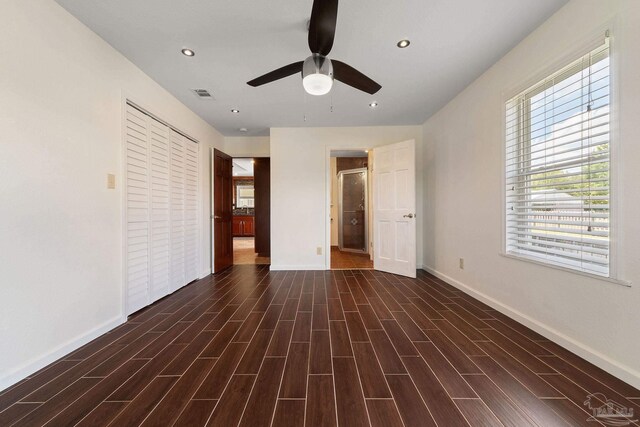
[0,0,224,389]
[223,136,270,158]
[422,0,640,388]
[270,126,423,270]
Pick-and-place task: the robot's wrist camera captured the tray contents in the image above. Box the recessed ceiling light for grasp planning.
[181,48,195,57]
[239,128,248,132]
[397,39,411,48]
[369,102,378,108]
[231,109,240,113]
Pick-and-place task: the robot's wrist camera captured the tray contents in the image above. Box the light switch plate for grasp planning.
[317,247,323,255]
[107,174,116,189]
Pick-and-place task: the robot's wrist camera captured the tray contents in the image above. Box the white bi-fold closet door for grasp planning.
[125,103,199,315]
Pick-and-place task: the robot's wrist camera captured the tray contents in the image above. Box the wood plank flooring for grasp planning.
[1,266,639,426]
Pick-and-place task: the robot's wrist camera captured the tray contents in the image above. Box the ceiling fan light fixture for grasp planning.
[302,54,334,96]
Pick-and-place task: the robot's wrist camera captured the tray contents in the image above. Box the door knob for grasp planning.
[403,213,415,219]
[214,215,222,220]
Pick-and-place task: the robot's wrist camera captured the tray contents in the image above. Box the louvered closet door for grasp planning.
[148,119,171,302]
[125,105,151,314]
[125,104,200,315]
[184,138,199,283]
[170,130,186,292]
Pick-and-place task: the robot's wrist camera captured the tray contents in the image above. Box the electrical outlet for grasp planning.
[459,258,464,269]
[317,247,323,255]
[107,174,116,189]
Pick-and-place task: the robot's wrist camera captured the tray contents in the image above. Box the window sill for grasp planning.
[500,251,631,288]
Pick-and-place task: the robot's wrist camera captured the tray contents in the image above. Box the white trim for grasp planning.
[504,25,613,101]
[606,20,621,282]
[500,251,630,287]
[421,266,640,390]
[120,93,128,320]
[270,264,326,271]
[0,315,126,392]
[200,268,212,279]
[210,148,216,273]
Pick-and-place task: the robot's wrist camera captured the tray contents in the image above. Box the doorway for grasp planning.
[231,158,270,265]
[212,152,271,273]
[326,140,417,276]
[330,151,373,269]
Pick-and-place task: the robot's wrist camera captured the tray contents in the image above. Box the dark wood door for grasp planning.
[213,149,233,272]
[254,158,271,257]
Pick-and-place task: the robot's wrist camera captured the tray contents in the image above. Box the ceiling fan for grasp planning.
[246,0,381,96]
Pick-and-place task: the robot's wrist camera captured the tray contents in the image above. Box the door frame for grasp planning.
[337,167,369,254]
[324,146,371,269]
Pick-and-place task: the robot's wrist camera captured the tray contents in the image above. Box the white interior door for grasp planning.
[125,105,151,314]
[148,118,171,303]
[169,130,185,292]
[183,138,199,283]
[373,139,417,278]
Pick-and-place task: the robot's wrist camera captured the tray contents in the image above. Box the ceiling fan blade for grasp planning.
[247,61,304,87]
[308,0,338,56]
[332,60,381,94]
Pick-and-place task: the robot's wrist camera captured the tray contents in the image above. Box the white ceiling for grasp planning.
[55,0,567,136]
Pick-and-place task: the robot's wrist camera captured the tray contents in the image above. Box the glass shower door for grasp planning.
[338,168,368,253]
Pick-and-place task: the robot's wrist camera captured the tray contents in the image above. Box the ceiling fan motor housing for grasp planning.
[302,54,334,96]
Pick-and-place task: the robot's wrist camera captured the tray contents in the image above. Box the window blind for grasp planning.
[505,37,610,277]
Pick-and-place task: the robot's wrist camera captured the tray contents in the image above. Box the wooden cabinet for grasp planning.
[243,217,255,236]
[233,215,254,237]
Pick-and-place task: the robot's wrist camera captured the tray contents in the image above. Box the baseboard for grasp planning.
[422,266,640,390]
[199,268,212,279]
[270,265,326,271]
[0,315,126,392]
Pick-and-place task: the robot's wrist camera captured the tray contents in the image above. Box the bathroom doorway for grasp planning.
[330,151,373,269]
[338,168,368,253]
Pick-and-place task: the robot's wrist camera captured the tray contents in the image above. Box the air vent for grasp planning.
[191,89,214,99]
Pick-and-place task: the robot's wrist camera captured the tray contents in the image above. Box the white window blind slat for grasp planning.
[505,38,611,277]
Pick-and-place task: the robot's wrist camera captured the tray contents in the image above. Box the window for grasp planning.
[505,37,611,277]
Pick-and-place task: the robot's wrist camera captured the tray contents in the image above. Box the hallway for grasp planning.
[233,237,270,265]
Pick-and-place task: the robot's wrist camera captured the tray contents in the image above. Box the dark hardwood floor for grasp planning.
[1,266,639,426]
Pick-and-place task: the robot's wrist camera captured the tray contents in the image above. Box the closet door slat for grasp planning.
[169,130,186,292]
[125,105,150,314]
[184,139,199,283]
[148,119,171,302]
